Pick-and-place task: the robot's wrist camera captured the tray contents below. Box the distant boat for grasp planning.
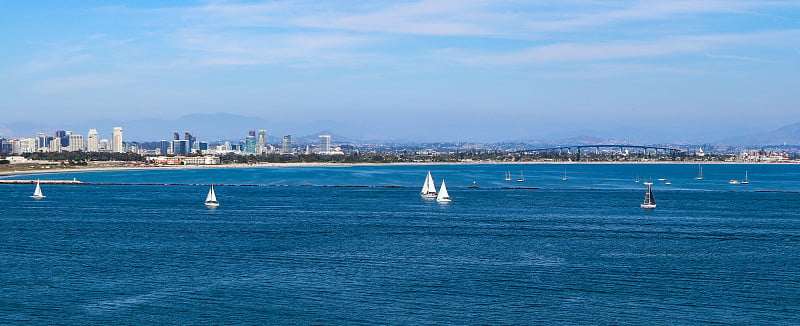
[516,171,525,183]
[741,169,750,185]
[665,180,672,185]
[641,183,656,209]
[436,180,452,203]
[420,171,437,198]
[468,180,479,189]
[657,178,666,181]
[504,171,512,181]
[204,185,219,207]
[695,165,704,180]
[728,179,741,185]
[635,175,640,183]
[30,180,45,199]
[562,169,568,181]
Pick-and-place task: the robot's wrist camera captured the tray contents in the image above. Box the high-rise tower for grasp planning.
[112,127,124,153]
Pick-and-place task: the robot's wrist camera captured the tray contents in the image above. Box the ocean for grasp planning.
[1,164,799,324]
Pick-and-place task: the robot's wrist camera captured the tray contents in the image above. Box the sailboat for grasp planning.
[640,183,656,209]
[635,174,640,183]
[204,185,219,207]
[420,171,437,198]
[504,171,512,181]
[562,169,567,181]
[694,165,704,180]
[516,171,525,183]
[436,180,452,203]
[30,180,45,199]
[741,169,750,185]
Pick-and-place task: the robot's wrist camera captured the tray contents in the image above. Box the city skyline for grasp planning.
[1,1,799,142]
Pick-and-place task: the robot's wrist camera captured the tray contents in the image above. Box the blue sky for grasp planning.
[1,0,799,142]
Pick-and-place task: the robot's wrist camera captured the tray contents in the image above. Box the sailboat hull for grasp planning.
[29,195,45,199]
[640,203,656,209]
[205,201,220,207]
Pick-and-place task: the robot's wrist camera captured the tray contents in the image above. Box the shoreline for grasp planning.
[0,160,797,178]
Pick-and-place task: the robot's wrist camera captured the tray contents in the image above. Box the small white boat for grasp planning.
[665,180,672,185]
[657,178,666,181]
[420,171,438,198]
[516,171,525,183]
[30,180,45,199]
[640,183,656,209]
[204,185,220,207]
[741,169,750,185]
[695,165,704,180]
[436,180,452,203]
[635,175,640,183]
[728,179,741,185]
[562,169,567,181]
[504,171,512,181]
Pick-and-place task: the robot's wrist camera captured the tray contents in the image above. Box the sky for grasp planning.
[1,0,799,142]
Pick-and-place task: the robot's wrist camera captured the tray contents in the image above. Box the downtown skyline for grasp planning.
[1,1,799,143]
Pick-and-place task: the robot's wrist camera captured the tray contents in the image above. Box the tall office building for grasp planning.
[159,140,169,155]
[87,129,99,152]
[36,133,49,152]
[248,130,256,137]
[281,135,292,154]
[112,127,124,153]
[257,129,267,145]
[184,131,195,152]
[55,130,68,148]
[173,131,180,141]
[172,139,189,155]
[68,134,85,152]
[245,135,256,153]
[318,135,331,154]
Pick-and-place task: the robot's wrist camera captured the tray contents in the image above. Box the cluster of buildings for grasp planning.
[0,127,344,159]
[156,130,343,156]
[0,127,125,154]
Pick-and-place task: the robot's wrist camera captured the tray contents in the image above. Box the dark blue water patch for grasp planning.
[1,165,800,324]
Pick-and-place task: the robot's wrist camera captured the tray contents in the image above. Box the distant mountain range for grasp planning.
[716,122,800,146]
[1,113,798,146]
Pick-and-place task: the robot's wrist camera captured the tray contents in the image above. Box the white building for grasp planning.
[15,138,37,154]
[87,129,99,152]
[67,134,85,152]
[318,135,331,154]
[112,127,124,153]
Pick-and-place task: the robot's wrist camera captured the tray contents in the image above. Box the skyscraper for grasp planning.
[159,140,169,155]
[318,135,331,154]
[112,127,124,153]
[87,129,99,152]
[281,135,292,154]
[184,131,195,152]
[172,139,188,155]
[245,135,256,153]
[55,130,68,148]
[173,131,180,141]
[36,133,49,152]
[68,134,85,152]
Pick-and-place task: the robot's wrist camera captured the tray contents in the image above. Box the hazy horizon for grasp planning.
[2,1,799,143]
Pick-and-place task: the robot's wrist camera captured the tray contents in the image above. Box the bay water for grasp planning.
[1,164,799,324]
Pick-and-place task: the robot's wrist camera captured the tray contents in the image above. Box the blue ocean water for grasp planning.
[1,164,799,324]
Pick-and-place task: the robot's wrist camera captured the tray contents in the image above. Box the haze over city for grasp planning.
[1,1,799,142]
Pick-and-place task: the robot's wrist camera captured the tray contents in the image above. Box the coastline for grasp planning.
[0,160,796,178]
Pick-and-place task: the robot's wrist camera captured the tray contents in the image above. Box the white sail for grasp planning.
[30,180,45,198]
[695,165,703,180]
[504,171,512,181]
[641,184,656,208]
[436,179,451,202]
[742,169,750,184]
[420,171,437,197]
[205,185,219,207]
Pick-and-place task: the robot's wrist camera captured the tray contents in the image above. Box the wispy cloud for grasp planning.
[29,73,129,93]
